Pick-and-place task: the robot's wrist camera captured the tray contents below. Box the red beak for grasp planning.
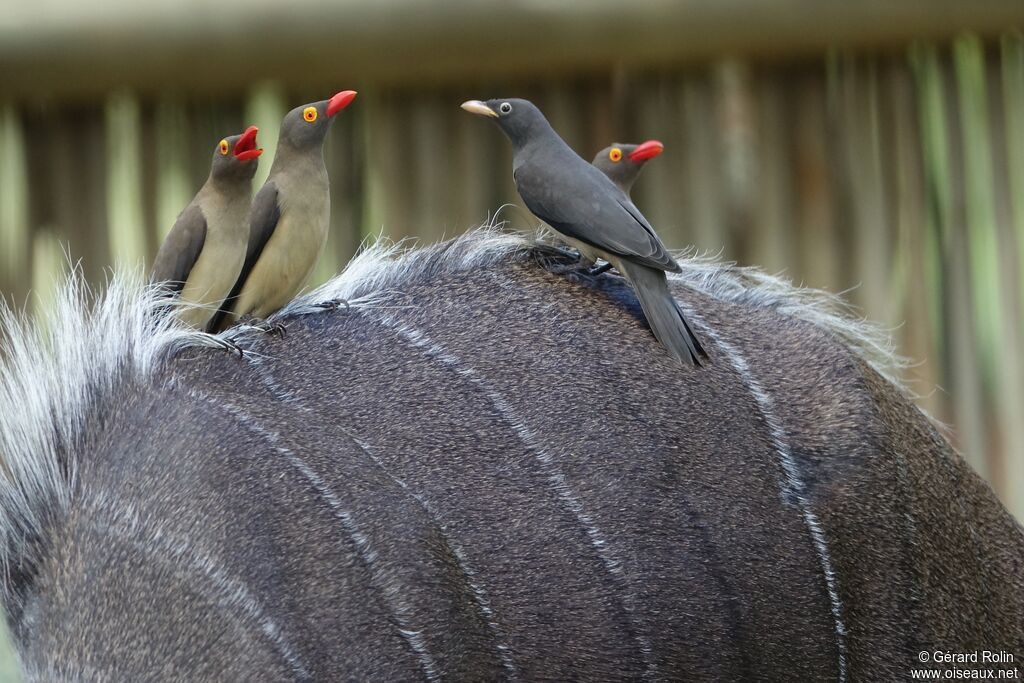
[628,139,664,162]
[326,90,358,118]
[233,126,263,161]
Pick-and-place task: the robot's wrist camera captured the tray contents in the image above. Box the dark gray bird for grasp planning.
[151,126,263,330]
[591,140,664,196]
[214,90,357,331]
[461,98,705,365]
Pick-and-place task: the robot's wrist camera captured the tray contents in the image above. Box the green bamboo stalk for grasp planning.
[953,34,1001,390]
[1003,32,1024,299]
[909,45,952,381]
[997,31,1024,520]
[910,43,990,477]
[887,61,941,416]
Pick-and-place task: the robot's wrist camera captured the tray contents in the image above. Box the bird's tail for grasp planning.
[618,260,707,366]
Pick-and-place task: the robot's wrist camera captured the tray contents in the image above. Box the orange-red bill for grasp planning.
[326,90,358,117]
[233,125,263,161]
[628,139,664,162]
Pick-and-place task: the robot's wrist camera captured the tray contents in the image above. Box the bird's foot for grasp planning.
[256,319,288,338]
[553,246,583,262]
[316,298,351,312]
[216,337,246,359]
[585,262,613,277]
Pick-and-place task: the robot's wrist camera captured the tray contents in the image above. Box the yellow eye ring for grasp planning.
[218,139,229,155]
[609,148,622,163]
[303,107,318,123]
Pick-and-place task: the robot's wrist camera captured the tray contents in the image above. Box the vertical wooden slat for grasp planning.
[49,108,108,283]
[991,33,1024,519]
[792,68,843,293]
[409,94,450,244]
[154,97,194,244]
[633,73,685,248]
[30,229,65,318]
[105,92,147,270]
[750,70,797,275]
[714,59,757,261]
[0,105,29,302]
[363,90,416,241]
[839,57,892,322]
[244,82,287,194]
[324,89,366,271]
[680,71,724,254]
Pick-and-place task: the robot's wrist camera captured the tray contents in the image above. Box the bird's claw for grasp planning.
[586,262,613,277]
[316,298,351,312]
[259,320,287,338]
[217,338,245,358]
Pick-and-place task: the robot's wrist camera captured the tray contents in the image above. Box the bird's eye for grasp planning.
[499,102,513,115]
[609,148,622,163]
[218,139,229,155]
[303,107,318,123]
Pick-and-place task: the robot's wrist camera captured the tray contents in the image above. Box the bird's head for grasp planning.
[278,90,357,151]
[210,126,263,181]
[460,98,550,148]
[591,140,664,193]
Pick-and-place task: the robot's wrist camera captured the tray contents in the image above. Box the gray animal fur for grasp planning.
[0,229,1020,681]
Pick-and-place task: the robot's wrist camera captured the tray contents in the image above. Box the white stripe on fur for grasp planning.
[197,393,443,682]
[372,312,658,680]
[680,305,849,683]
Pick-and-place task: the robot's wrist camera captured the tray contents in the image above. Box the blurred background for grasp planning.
[0,5,1022,663]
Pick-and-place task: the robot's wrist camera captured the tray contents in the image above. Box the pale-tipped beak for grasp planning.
[233,125,263,161]
[326,90,358,118]
[628,139,665,162]
[461,100,498,118]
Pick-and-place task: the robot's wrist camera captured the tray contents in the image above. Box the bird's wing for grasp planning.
[240,180,282,274]
[150,204,207,293]
[211,181,281,327]
[516,165,680,273]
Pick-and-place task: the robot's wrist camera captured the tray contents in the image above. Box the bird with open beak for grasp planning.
[212,90,357,332]
[461,98,705,366]
[591,140,664,197]
[151,126,263,331]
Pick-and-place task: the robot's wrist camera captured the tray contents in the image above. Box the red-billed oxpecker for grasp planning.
[151,126,263,331]
[592,140,664,197]
[213,90,357,331]
[461,98,705,366]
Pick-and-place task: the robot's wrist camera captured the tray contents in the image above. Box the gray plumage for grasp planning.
[150,128,261,330]
[462,98,705,365]
[214,91,356,331]
[2,232,1021,681]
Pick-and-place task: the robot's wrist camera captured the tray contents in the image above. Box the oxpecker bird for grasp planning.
[213,90,357,331]
[461,98,706,365]
[591,140,664,196]
[151,126,263,331]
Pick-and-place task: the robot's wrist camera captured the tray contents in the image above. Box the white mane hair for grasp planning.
[0,227,906,603]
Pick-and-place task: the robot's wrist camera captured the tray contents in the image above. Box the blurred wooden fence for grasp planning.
[1,34,1023,520]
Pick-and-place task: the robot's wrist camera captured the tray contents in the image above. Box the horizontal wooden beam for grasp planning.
[1,0,1023,101]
